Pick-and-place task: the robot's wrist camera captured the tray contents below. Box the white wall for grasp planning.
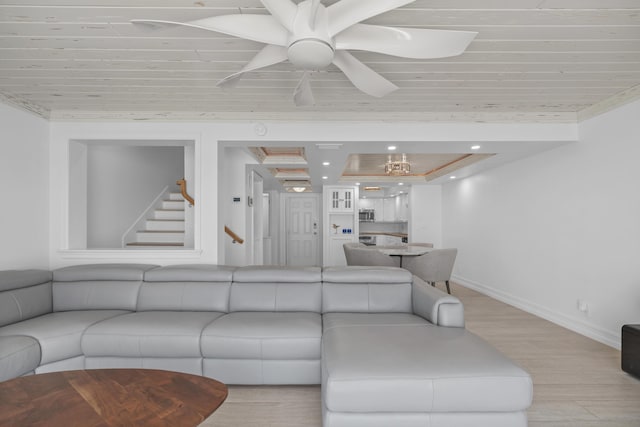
[48,119,574,268]
[0,103,49,269]
[443,98,640,349]
[86,145,184,248]
[221,148,257,266]
[409,185,442,248]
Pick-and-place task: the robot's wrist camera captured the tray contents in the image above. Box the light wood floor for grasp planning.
[201,283,640,426]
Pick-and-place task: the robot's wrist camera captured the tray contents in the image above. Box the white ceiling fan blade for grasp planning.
[294,72,316,106]
[131,15,288,46]
[217,45,288,89]
[308,0,322,29]
[326,0,416,37]
[260,0,298,32]
[335,24,477,59]
[332,50,398,97]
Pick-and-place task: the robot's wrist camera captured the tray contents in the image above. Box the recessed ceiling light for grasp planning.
[471,145,481,150]
[387,145,397,151]
[399,191,404,194]
[292,187,306,192]
[398,182,404,186]
[355,182,360,186]
[322,176,328,180]
[449,176,457,180]
[322,161,330,166]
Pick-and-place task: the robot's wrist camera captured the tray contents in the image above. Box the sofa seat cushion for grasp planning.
[201,312,321,360]
[322,324,532,414]
[323,312,429,332]
[0,335,41,381]
[82,311,224,358]
[0,311,128,365]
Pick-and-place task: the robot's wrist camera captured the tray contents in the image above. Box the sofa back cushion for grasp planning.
[52,264,157,311]
[322,267,413,313]
[0,270,53,327]
[138,264,235,311]
[230,266,322,312]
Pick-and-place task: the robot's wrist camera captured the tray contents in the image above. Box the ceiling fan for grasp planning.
[132,0,477,106]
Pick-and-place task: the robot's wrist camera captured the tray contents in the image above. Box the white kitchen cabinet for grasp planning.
[323,186,358,266]
[383,198,396,222]
[373,199,384,221]
[359,198,374,210]
[396,193,409,221]
[328,188,354,213]
[327,236,352,266]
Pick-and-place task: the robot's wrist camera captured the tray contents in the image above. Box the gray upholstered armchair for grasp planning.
[402,248,458,294]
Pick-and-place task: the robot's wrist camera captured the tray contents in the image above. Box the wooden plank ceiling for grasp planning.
[0,0,639,121]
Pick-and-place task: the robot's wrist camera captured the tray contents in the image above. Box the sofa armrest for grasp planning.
[412,276,465,328]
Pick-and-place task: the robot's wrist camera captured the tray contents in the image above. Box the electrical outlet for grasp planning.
[577,299,589,314]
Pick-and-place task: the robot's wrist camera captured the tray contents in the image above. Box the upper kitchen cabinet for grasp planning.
[383,198,396,222]
[328,187,355,213]
[396,193,409,222]
[358,194,408,223]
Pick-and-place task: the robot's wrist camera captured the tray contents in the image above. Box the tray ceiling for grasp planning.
[1,0,639,121]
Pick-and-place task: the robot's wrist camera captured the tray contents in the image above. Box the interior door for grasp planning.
[286,195,320,266]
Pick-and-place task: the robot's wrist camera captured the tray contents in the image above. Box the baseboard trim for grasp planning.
[452,274,621,350]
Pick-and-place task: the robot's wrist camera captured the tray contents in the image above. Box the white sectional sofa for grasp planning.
[0,264,533,427]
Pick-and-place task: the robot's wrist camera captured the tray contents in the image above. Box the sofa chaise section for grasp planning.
[322,324,532,427]
[320,266,533,427]
[201,266,323,384]
[82,264,235,375]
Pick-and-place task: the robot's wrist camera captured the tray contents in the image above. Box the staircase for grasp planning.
[126,192,186,248]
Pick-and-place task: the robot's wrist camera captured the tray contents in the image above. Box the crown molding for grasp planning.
[578,84,640,122]
[48,109,577,124]
[0,92,50,120]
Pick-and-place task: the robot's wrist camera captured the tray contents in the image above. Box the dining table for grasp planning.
[378,245,432,267]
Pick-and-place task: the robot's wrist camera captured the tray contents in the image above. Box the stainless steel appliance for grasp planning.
[359,209,375,222]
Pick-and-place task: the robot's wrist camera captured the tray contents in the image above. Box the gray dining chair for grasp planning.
[343,242,364,265]
[402,248,458,294]
[343,244,400,267]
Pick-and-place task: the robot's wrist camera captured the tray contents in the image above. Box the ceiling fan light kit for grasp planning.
[132,0,477,106]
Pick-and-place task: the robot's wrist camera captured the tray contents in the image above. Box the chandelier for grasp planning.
[385,153,411,175]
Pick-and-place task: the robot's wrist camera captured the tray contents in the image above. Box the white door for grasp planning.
[286,195,320,266]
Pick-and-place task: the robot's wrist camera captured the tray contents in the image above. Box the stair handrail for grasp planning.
[224,226,244,244]
[176,178,194,206]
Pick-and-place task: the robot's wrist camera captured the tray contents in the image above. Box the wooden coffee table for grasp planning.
[0,369,228,427]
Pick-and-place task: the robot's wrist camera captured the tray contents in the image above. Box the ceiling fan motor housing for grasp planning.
[287,38,334,69]
[286,1,335,70]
